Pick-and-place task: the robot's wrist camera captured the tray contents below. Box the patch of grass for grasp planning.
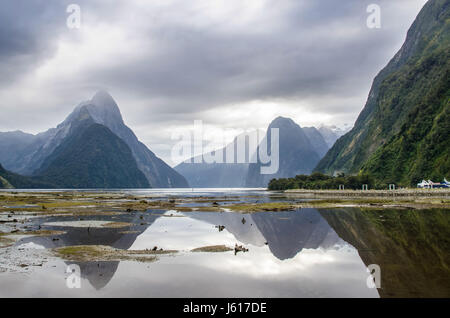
[122,200,176,211]
[225,202,298,213]
[17,230,66,236]
[190,199,236,203]
[40,201,98,208]
[174,207,194,212]
[55,245,120,261]
[127,249,177,255]
[53,245,172,262]
[0,232,15,248]
[191,245,233,252]
[0,237,14,248]
[101,222,132,228]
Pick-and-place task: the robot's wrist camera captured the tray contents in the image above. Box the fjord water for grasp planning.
[0,189,449,297]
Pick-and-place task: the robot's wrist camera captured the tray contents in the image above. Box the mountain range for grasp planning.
[3,0,444,189]
[176,116,337,188]
[0,91,188,188]
[317,125,351,148]
[174,131,257,188]
[315,0,449,186]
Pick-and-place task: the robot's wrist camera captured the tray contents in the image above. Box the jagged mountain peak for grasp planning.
[269,116,299,129]
[84,90,124,126]
[64,90,123,130]
[92,89,116,105]
[245,116,320,187]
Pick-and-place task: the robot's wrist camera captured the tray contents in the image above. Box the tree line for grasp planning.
[268,172,381,190]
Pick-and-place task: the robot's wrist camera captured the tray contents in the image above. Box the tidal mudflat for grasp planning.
[0,189,449,297]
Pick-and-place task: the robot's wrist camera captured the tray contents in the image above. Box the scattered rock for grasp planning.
[234,244,249,255]
[215,225,225,232]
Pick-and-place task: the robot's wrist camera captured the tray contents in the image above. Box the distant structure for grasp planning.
[417,180,430,188]
[417,179,450,189]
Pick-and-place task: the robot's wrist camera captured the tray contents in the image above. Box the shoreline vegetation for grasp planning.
[284,188,450,197]
[268,172,449,191]
[282,188,450,209]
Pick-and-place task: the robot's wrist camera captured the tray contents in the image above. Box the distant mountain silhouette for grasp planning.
[174,131,259,187]
[176,117,330,188]
[245,117,321,187]
[302,127,330,158]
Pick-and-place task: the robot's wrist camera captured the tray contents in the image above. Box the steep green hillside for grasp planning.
[0,164,56,189]
[36,123,149,188]
[1,120,150,189]
[362,52,449,184]
[315,0,450,186]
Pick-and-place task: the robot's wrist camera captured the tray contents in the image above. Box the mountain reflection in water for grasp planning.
[188,209,344,260]
[17,210,163,290]
[11,206,450,297]
[320,208,450,297]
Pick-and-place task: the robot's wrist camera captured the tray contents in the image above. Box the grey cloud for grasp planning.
[0,0,428,163]
[0,1,68,83]
[78,0,420,112]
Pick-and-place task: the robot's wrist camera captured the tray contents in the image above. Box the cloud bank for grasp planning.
[0,0,428,165]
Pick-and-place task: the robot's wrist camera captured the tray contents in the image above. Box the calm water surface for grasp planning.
[0,189,449,297]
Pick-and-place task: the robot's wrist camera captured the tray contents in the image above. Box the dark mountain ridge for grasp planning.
[0,112,149,188]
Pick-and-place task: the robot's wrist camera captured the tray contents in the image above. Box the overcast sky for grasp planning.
[0,0,428,165]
